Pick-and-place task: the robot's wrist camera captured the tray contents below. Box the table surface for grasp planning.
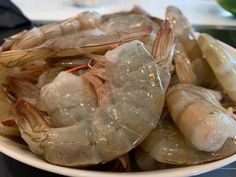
[1,13,236,177]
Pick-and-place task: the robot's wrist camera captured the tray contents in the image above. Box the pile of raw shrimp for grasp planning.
[0,5,235,172]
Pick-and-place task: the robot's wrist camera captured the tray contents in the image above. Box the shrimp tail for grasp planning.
[1,30,28,51]
[14,99,49,154]
[152,19,175,90]
[12,27,45,50]
[14,99,49,131]
[0,48,54,67]
[152,20,175,63]
[174,42,197,85]
[5,77,40,103]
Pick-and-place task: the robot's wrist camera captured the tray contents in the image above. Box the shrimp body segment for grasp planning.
[14,40,165,166]
[167,84,236,152]
[37,72,98,127]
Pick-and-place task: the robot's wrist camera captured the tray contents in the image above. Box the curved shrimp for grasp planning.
[136,114,236,169]
[166,84,236,152]
[198,33,236,102]
[13,39,167,166]
[166,5,202,60]
[0,26,152,67]
[1,12,101,51]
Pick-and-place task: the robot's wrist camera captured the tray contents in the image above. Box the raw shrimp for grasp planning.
[166,84,236,152]
[2,12,101,50]
[99,13,159,33]
[136,114,236,169]
[0,26,152,67]
[198,33,236,102]
[138,123,236,168]
[166,5,202,60]
[14,38,168,166]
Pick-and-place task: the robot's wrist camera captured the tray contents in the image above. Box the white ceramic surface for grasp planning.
[0,39,236,177]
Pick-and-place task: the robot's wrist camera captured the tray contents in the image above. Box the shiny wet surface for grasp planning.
[0,24,236,177]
